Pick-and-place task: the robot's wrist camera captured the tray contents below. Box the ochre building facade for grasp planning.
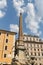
[0,30,16,65]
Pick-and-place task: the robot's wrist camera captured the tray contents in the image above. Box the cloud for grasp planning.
[35,0,43,17]
[0,0,7,9]
[23,32,27,35]
[25,3,42,36]
[28,0,32,2]
[0,0,7,18]
[0,10,5,18]
[10,24,19,33]
[13,0,43,36]
[13,0,25,16]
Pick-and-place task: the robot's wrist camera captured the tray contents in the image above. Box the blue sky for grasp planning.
[0,0,43,39]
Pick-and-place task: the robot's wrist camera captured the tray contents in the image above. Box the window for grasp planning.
[36,44,37,47]
[30,37,31,41]
[24,37,27,40]
[25,43,27,48]
[6,39,8,43]
[38,53,40,56]
[0,32,1,35]
[33,38,35,41]
[34,48,36,51]
[4,54,6,58]
[31,57,34,60]
[35,58,37,60]
[41,49,43,51]
[38,49,39,51]
[42,53,43,56]
[5,46,7,50]
[35,53,36,56]
[41,45,42,48]
[7,33,8,36]
[36,38,38,41]
[40,63,41,65]
[29,44,30,47]
[39,58,41,60]
[31,48,32,50]
[31,44,32,47]
[31,53,33,55]
[35,63,37,65]
[27,53,29,56]
[34,44,35,47]
[37,44,39,48]
[28,37,30,41]
[39,39,41,42]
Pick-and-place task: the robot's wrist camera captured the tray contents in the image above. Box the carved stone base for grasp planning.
[11,58,27,65]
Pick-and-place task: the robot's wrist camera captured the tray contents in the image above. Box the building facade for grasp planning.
[16,35,43,65]
[0,30,16,65]
[23,35,43,65]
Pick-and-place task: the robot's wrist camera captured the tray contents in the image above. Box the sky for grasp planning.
[0,0,43,39]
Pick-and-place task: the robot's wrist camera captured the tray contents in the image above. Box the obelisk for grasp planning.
[18,13,26,64]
